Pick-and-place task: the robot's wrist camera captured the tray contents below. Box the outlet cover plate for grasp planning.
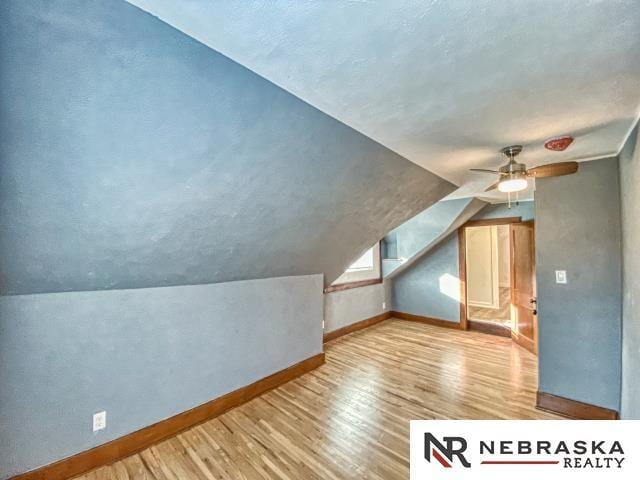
[93,411,106,432]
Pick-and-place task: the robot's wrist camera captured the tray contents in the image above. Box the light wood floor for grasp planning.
[77,319,560,480]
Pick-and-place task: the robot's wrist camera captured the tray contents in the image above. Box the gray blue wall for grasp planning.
[392,233,461,322]
[0,0,452,295]
[324,282,391,334]
[391,201,533,322]
[391,199,473,261]
[329,199,486,334]
[383,198,485,277]
[619,123,640,419]
[0,1,455,477]
[471,201,534,221]
[535,157,622,411]
[0,275,323,479]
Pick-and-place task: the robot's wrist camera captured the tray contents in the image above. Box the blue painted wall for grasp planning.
[392,201,534,322]
[0,1,455,477]
[536,158,622,411]
[392,232,461,322]
[383,198,485,277]
[471,201,534,221]
[391,199,472,260]
[0,0,452,295]
[324,281,392,333]
[620,123,640,419]
[0,275,323,478]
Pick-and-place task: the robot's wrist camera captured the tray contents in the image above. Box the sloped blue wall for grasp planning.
[390,199,471,260]
[383,198,485,277]
[0,1,454,477]
[0,0,452,295]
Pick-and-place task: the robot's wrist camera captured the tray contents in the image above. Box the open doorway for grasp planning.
[459,217,538,355]
[466,224,512,333]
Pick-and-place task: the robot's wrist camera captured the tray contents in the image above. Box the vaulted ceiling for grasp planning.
[128,0,640,197]
[0,0,453,294]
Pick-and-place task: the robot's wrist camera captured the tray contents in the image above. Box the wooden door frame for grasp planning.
[458,217,522,331]
[510,219,538,355]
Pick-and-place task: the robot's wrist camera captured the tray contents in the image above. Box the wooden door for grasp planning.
[510,221,537,354]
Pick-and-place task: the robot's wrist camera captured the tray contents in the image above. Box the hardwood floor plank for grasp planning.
[73,319,560,480]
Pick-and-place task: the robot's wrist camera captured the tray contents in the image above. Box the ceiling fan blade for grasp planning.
[485,181,500,192]
[527,161,578,178]
[469,168,500,174]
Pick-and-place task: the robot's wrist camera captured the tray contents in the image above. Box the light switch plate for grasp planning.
[555,270,567,284]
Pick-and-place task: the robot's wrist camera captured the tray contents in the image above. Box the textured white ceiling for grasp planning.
[127,0,640,189]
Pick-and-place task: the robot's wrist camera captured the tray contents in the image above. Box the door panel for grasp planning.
[510,221,537,354]
[466,226,500,309]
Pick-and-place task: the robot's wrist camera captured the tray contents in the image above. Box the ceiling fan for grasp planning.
[470,145,579,193]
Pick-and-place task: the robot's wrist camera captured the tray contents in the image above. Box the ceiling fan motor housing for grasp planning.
[499,162,527,174]
[499,145,526,175]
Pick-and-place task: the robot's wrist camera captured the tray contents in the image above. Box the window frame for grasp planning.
[324,242,382,293]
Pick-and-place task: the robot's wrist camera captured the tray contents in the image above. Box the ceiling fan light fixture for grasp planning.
[470,145,578,196]
[498,173,527,193]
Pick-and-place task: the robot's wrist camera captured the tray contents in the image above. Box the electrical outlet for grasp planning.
[555,270,567,284]
[382,302,386,310]
[93,411,106,432]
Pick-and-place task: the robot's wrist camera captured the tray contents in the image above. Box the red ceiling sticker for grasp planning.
[544,136,574,151]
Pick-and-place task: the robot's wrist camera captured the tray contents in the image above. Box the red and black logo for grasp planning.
[424,433,471,468]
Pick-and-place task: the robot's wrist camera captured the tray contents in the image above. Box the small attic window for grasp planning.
[345,247,374,273]
[325,242,382,293]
